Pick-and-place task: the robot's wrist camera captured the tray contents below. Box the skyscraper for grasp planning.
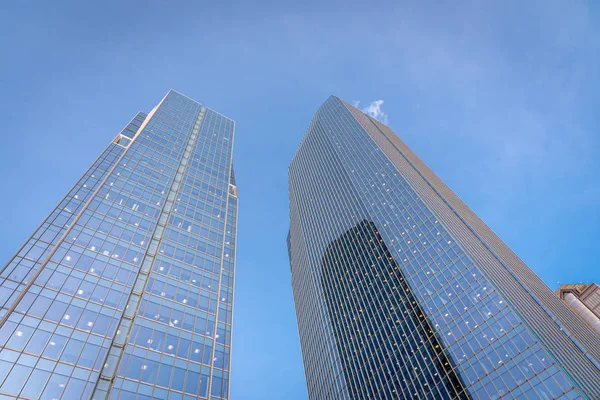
[0,90,237,400]
[287,96,600,399]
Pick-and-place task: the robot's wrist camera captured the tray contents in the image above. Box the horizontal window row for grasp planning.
[152,257,219,290]
[68,221,149,254]
[14,290,120,338]
[0,361,92,399]
[2,323,108,371]
[38,265,131,309]
[146,275,217,306]
[160,235,222,260]
[157,240,222,274]
[138,295,217,334]
[129,322,214,365]
[169,214,223,245]
[117,352,209,397]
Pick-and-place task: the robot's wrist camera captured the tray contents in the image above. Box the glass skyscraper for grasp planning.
[0,90,237,400]
[287,96,600,399]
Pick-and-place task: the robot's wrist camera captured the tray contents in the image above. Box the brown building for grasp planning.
[557,283,600,336]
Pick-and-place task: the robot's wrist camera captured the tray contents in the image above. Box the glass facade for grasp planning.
[287,96,600,399]
[0,90,237,400]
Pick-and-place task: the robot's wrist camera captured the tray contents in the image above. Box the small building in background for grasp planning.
[557,283,600,336]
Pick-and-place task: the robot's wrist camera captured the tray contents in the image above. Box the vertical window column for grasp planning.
[91,107,207,400]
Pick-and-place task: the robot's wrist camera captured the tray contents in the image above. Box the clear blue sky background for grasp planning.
[1,1,599,399]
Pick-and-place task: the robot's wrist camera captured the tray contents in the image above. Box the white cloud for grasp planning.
[361,100,388,124]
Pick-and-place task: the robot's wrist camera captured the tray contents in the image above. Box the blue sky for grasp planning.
[1,1,599,399]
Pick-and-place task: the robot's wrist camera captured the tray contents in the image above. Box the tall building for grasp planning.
[556,283,600,336]
[0,90,237,400]
[287,96,600,399]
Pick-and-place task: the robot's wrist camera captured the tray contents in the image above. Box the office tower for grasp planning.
[557,283,600,335]
[287,96,600,399]
[0,90,237,400]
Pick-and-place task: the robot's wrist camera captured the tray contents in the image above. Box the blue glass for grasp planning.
[0,91,237,399]
[288,96,600,399]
